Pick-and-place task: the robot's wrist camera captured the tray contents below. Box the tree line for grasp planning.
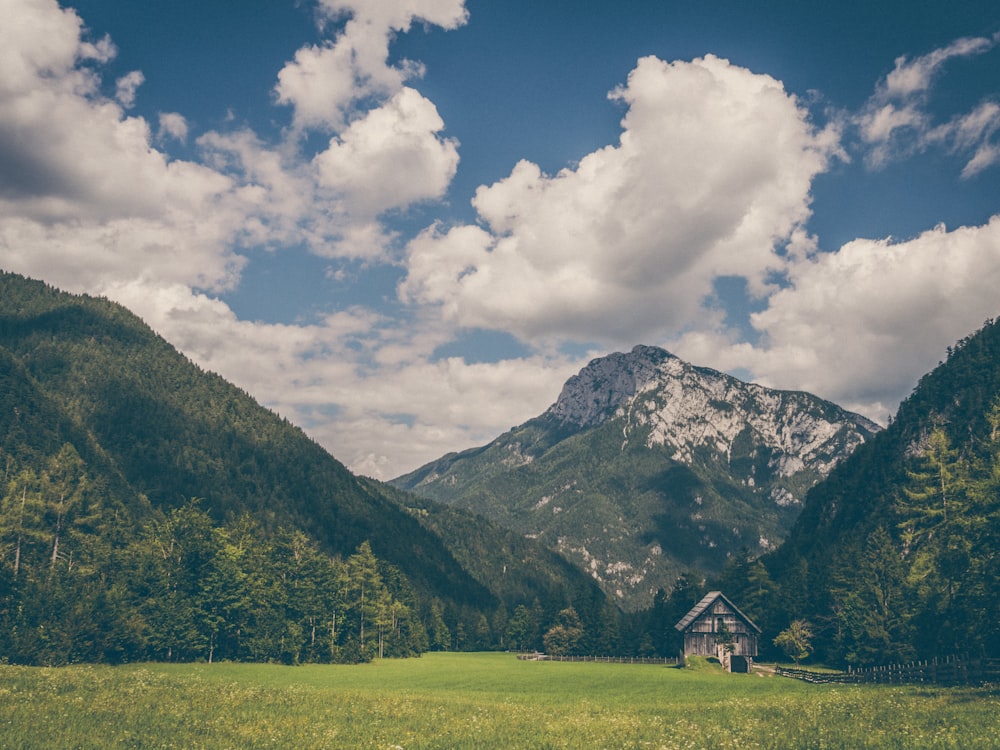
[0,443,636,665]
[0,443,435,664]
[715,401,1000,667]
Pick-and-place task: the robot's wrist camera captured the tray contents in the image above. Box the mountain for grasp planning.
[0,271,609,662]
[393,345,880,609]
[0,272,492,607]
[728,318,1000,664]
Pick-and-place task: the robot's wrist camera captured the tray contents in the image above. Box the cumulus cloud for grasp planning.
[0,0,467,292]
[313,87,460,218]
[858,34,1000,175]
[401,54,839,346]
[3,1,998,483]
[321,355,579,477]
[0,0,507,478]
[275,0,468,132]
[270,0,467,259]
[103,279,577,478]
[675,218,1000,423]
[0,0,246,294]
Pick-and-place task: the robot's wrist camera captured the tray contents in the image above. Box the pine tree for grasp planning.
[831,528,913,666]
[898,428,964,548]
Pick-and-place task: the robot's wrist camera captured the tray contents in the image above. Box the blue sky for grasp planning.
[2,0,999,478]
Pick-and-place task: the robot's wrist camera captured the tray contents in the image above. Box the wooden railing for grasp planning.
[776,656,1000,686]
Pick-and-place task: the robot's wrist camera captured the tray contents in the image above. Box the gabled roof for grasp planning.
[674,591,762,633]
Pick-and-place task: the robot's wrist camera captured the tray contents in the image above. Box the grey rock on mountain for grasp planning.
[394,346,880,609]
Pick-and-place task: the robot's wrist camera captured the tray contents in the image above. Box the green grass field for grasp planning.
[0,653,996,749]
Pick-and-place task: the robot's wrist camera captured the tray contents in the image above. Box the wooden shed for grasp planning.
[674,591,761,671]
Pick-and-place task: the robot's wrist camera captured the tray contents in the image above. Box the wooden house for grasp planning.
[674,591,761,672]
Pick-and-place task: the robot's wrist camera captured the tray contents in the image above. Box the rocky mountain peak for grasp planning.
[546,345,678,428]
[395,344,882,609]
[545,346,880,481]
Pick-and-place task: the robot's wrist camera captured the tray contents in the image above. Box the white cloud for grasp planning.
[102,279,578,478]
[401,54,839,346]
[0,0,111,83]
[302,354,580,478]
[274,40,370,133]
[858,34,1000,175]
[675,218,1000,423]
[313,87,459,218]
[0,0,528,479]
[0,214,244,295]
[0,0,467,297]
[115,70,143,108]
[3,2,998,485]
[157,112,189,143]
[316,0,469,32]
[934,101,1000,178]
[275,0,468,132]
[882,36,995,99]
[962,142,1000,179]
[0,0,246,293]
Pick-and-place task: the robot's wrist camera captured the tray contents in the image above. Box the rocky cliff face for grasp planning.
[394,346,881,609]
[550,346,879,496]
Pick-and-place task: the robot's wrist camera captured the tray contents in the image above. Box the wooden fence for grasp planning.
[776,656,1000,686]
[516,653,678,666]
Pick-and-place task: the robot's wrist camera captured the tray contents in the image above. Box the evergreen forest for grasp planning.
[713,319,1000,666]
[0,272,609,664]
[2,270,999,667]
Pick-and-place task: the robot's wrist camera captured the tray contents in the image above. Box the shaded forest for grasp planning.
[0,448,427,663]
[0,272,612,664]
[2,271,998,666]
[713,319,1000,666]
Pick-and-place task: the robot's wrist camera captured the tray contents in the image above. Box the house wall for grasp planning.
[682,600,758,657]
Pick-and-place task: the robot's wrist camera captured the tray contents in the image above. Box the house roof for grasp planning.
[674,591,762,633]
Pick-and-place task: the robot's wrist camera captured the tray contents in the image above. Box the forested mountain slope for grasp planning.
[394,345,879,609]
[0,272,487,604]
[0,271,608,663]
[719,318,1000,665]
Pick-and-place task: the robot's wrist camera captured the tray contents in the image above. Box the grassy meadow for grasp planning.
[0,652,997,749]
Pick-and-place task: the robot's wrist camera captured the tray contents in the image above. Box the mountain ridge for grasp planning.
[394,345,880,609]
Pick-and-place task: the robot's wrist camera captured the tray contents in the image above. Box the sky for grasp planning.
[1,0,999,480]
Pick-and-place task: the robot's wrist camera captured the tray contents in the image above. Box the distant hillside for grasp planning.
[371,479,607,615]
[394,345,879,609]
[0,271,612,663]
[720,319,1000,665]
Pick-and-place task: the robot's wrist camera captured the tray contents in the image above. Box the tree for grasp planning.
[424,599,451,652]
[592,601,621,656]
[898,428,964,548]
[773,619,813,666]
[132,501,218,661]
[898,427,972,654]
[506,602,542,652]
[716,619,736,657]
[42,445,93,574]
[343,542,392,660]
[742,560,779,634]
[0,468,47,577]
[542,607,584,656]
[830,528,913,666]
